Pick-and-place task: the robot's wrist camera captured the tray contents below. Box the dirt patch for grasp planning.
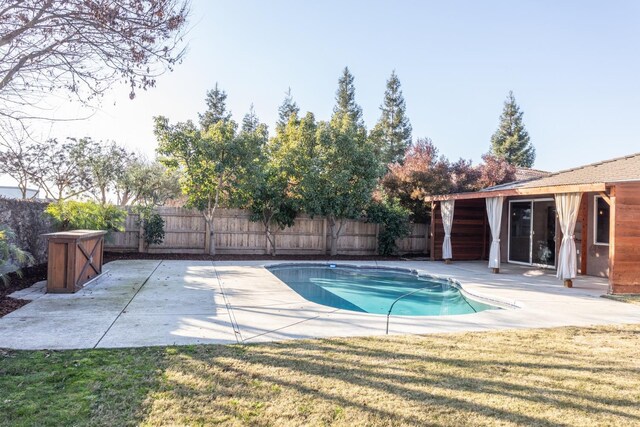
[0,263,48,318]
[0,297,30,317]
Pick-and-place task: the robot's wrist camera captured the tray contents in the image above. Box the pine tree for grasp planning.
[332,67,363,126]
[371,71,412,165]
[199,83,231,131]
[242,104,260,133]
[276,87,300,130]
[490,91,535,167]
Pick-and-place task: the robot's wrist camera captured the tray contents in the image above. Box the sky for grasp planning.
[5,0,640,187]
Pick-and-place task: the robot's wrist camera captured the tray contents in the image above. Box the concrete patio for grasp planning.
[1,259,639,350]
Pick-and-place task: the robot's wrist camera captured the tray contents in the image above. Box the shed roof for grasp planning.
[425,152,640,201]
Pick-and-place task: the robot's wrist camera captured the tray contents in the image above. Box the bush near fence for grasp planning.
[107,207,429,256]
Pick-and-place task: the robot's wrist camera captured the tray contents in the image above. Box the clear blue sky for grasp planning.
[36,0,640,173]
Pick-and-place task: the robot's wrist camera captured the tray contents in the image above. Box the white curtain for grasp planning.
[555,193,582,280]
[441,200,455,260]
[486,196,504,270]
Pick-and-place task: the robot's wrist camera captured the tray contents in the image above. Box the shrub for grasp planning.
[366,196,411,255]
[0,225,34,285]
[45,201,126,233]
[133,205,166,247]
[143,213,165,246]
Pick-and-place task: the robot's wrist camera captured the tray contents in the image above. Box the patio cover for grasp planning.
[555,192,582,281]
[441,199,455,259]
[485,196,504,270]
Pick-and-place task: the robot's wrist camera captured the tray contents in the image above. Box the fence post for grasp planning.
[375,223,380,255]
[322,217,328,255]
[138,219,145,253]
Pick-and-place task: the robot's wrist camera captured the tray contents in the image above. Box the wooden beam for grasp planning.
[608,186,616,294]
[580,193,588,275]
[429,202,436,261]
[424,183,608,202]
[598,191,611,206]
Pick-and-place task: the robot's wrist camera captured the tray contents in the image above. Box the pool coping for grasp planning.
[264,262,521,313]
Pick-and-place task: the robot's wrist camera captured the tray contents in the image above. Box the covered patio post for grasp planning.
[555,192,583,287]
[485,196,504,273]
[441,199,455,264]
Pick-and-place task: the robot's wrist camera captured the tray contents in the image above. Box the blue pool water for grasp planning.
[267,264,497,316]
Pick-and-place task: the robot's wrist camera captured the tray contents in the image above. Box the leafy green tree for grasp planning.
[276,88,300,132]
[371,71,413,165]
[300,78,381,254]
[333,67,364,127]
[366,194,411,255]
[246,142,299,256]
[490,91,535,167]
[155,89,261,255]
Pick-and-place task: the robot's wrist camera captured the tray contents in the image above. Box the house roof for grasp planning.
[425,152,640,201]
[513,167,550,181]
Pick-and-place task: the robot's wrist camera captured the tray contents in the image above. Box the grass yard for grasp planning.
[1,325,640,426]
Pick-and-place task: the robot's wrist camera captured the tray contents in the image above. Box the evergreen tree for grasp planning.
[490,91,535,167]
[199,83,231,131]
[371,71,412,165]
[276,87,300,130]
[333,67,364,126]
[242,104,260,133]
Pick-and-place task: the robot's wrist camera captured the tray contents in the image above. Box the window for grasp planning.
[594,196,610,245]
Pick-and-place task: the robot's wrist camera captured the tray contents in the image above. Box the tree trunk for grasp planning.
[328,216,339,256]
[266,229,276,256]
[263,212,276,256]
[206,217,216,256]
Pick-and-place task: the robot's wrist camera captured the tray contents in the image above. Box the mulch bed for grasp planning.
[0,262,48,318]
[1,252,423,317]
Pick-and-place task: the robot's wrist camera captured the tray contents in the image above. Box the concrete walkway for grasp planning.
[1,260,639,350]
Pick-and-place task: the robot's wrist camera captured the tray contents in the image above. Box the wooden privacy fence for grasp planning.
[106,207,429,256]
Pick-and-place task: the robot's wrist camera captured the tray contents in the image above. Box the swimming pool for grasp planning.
[266,264,498,316]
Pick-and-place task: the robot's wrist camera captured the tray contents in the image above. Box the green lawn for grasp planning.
[2,325,640,426]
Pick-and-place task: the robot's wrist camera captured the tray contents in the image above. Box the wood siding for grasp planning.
[107,207,429,256]
[430,199,489,261]
[609,182,640,294]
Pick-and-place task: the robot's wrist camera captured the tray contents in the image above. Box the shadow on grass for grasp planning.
[2,324,640,426]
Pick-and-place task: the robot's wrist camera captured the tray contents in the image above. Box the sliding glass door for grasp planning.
[508,200,556,267]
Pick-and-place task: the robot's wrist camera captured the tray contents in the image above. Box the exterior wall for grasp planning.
[585,193,609,277]
[430,198,489,261]
[609,182,640,294]
[498,194,606,276]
